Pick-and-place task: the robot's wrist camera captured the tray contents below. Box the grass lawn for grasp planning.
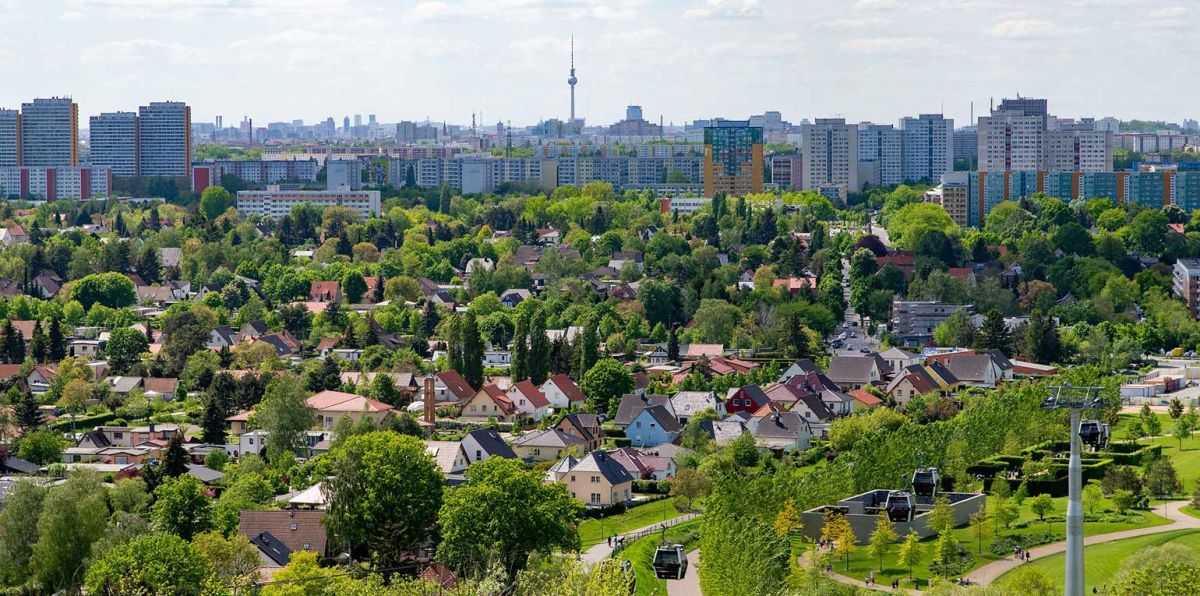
[579,498,695,548]
[1111,412,1175,438]
[1142,431,1200,496]
[814,493,1169,590]
[616,518,703,596]
[998,529,1200,592]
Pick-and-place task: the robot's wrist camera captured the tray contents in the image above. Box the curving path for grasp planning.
[964,499,1200,585]
[798,500,1200,593]
[666,549,702,596]
[580,513,701,565]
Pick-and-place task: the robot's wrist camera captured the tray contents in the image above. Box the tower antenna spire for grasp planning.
[567,35,578,135]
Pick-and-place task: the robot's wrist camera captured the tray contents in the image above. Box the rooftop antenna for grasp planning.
[970,101,974,125]
[506,119,512,158]
[471,112,476,136]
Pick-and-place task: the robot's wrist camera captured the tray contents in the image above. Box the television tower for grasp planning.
[568,35,578,135]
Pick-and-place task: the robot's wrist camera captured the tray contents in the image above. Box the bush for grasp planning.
[633,480,670,494]
[988,532,1057,556]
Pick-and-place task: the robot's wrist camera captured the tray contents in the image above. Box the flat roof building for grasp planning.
[20,97,78,167]
[236,186,380,219]
[703,120,763,197]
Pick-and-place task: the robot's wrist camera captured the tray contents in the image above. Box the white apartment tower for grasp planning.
[138,102,191,177]
[802,118,859,192]
[20,97,78,167]
[0,109,19,167]
[899,114,954,183]
[977,110,1044,172]
[1043,129,1113,173]
[857,124,902,187]
[89,112,139,176]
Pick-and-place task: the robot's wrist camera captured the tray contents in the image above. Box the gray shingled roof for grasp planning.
[571,450,633,485]
[614,394,672,426]
[826,356,880,383]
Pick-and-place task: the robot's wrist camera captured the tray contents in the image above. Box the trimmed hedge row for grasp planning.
[49,412,119,433]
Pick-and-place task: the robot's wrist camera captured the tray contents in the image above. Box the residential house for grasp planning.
[848,389,883,411]
[27,365,57,393]
[254,332,302,358]
[511,429,586,462]
[230,429,268,457]
[626,405,682,448]
[772,276,817,296]
[309,281,342,302]
[778,359,821,383]
[548,450,633,507]
[460,428,518,466]
[159,247,182,268]
[825,355,885,390]
[608,251,644,272]
[483,348,511,369]
[425,440,470,478]
[305,390,394,429]
[782,371,855,416]
[31,270,62,298]
[239,321,269,341]
[670,391,725,425]
[943,353,1005,388]
[143,377,179,399]
[465,257,495,276]
[613,393,674,429]
[129,423,182,445]
[507,380,550,421]
[645,346,670,366]
[459,384,517,422]
[724,385,771,416]
[746,411,812,453]
[540,374,586,410]
[67,338,105,359]
[0,225,29,244]
[608,447,676,481]
[239,510,328,569]
[208,326,239,349]
[226,411,252,437]
[884,363,959,406]
[434,371,475,405]
[878,347,921,377]
[695,419,746,446]
[536,227,561,245]
[78,426,133,449]
[499,289,532,307]
[554,413,604,452]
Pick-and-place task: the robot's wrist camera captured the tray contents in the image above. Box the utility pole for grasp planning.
[1041,384,1105,596]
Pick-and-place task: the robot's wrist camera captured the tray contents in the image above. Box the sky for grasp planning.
[0,0,1194,130]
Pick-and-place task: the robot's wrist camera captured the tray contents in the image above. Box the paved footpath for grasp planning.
[580,513,701,565]
[964,499,1200,585]
[802,500,1200,593]
[667,549,702,596]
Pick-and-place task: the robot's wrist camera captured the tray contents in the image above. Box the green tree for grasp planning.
[993,496,1019,533]
[71,272,137,309]
[438,457,583,575]
[151,475,214,541]
[975,309,1012,356]
[511,308,529,381]
[323,432,444,566]
[897,530,924,580]
[1083,484,1103,515]
[0,481,47,584]
[1112,489,1137,514]
[933,308,975,348]
[886,202,957,250]
[821,512,856,571]
[998,565,1059,595]
[867,514,898,572]
[192,531,260,592]
[257,375,315,463]
[579,315,600,374]
[926,496,956,534]
[31,471,109,592]
[579,358,634,416]
[200,394,227,445]
[969,509,988,555]
[342,270,367,304]
[1030,493,1055,522]
[199,185,233,221]
[1174,416,1193,451]
[1145,456,1181,498]
[163,434,189,477]
[108,477,151,515]
[85,534,213,596]
[670,467,712,512]
[17,428,67,465]
[1169,397,1185,419]
[213,472,275,535]
[105,326,149,371]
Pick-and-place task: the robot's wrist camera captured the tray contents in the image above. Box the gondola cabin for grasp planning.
[652,544,688,580]
[912,468,939,499]
[1078,419,1109,450]
[884,490,915,522]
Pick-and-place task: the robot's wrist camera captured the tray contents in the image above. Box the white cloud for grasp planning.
[83,38,206,65]
[815,18,889,28]
[841,36,939,54]
[988,19,1084,38]
[1149,5,1185,18]
[684,0,763,20]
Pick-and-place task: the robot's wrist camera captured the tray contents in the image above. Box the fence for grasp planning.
[608,512,701,558]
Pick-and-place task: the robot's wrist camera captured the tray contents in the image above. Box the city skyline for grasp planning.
[0,0,1195,127]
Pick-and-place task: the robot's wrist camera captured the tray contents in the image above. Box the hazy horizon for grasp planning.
[1,0,1195,129]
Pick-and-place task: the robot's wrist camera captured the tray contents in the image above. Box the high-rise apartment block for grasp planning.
[977,109,1044,171]
[1174,259,1200,318]
[0,109,19,167]
[703,121,763,197]
[858,124,902,187]
[899,114,954,183]
[20,97,78,167]
[1043,129,1113,173]
[802,118,859,193]
[89,112,139,176]
[977,98,1111,173]
[770,154,802,190]
[137,102,191,177]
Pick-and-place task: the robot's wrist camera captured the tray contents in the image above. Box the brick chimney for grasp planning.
[423,376,435,427]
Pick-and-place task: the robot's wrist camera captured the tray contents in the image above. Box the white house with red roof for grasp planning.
[539,374,586,410]
[507,380,550,421]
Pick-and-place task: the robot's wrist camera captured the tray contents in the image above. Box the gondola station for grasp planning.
[800,468,985,544]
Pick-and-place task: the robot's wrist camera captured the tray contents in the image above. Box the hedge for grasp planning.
[433,419,516,433]
[49,412,119,433]
[580,493,670,519]
[633,480,670,494]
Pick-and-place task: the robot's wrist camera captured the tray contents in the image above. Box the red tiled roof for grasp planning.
[306,390,393,413]
[546,374,585,402]
[848,389,882,407]
[510,379,549,409]
[437,370,474,400]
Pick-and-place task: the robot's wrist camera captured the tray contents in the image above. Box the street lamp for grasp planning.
[1041,384,1106,596]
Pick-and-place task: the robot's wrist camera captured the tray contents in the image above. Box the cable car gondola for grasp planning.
[884,490,915,523]
[911,467,940,499]
[1078,419,1110,450]
[652,544,688,580]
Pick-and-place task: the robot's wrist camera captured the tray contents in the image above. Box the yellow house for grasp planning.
[511,429,586,462]
[544,451,634,508]
[305,390,394,430]
[459,384,517,422]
